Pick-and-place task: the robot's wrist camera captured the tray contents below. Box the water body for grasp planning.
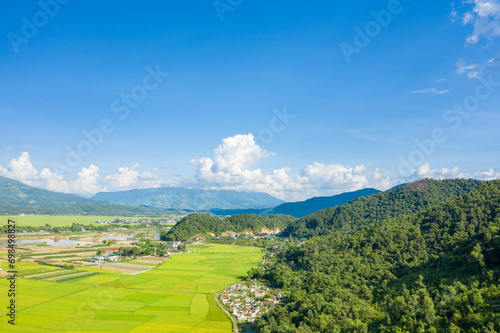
[103,235,135,240]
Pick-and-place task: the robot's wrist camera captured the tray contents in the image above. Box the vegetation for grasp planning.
[283,178,484,238]
[161,213,296,241]
[251,180,500,332]
[0,244,262,332]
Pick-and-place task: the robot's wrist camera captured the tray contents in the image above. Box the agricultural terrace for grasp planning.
[0,244,262,332]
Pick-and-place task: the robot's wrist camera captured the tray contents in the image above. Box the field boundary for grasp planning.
[215,292,238,333]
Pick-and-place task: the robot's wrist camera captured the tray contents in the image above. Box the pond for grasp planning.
[103,234,135,240]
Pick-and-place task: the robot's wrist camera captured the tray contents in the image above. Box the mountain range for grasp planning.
[0,175,168,215]
[91,187,284,211]
[0,175,391,216]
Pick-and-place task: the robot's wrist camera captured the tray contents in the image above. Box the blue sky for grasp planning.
[0,0,499,201]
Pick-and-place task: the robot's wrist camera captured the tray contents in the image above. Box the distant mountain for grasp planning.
[261,188,381,217]
[0,175,169,215]
[91,187,285,211]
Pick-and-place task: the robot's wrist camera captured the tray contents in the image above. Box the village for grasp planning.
[219,280,282,322]
[86,240,183,263]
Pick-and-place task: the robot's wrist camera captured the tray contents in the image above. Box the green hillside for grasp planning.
[284,178,484,238]
[92,187,284,210]
[251,180,500,332]
[161,213,296,241]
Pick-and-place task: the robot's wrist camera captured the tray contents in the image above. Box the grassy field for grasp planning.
[0,244,262,332]
[2,215,177,227]
[1,261,59,276]
[3,215,133,227]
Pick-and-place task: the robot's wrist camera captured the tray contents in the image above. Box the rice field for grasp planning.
[0,244,262,332]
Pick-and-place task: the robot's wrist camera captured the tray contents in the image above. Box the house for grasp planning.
[90,256,104,264]
[172,241,181,249]
[107,255,119,262]
[103,250,116,257]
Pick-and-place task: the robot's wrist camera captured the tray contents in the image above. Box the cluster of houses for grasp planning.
[94,218,179,225]
[88,250,120,264]
[215,234,280,241]
[219,280,281,322]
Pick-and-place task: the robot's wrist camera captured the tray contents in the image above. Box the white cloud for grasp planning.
[71,165,105,195]
[454,0,500,44]
[191,134,271,185]
[406,163,465,181]
[405,163,500,184]
[373,168,392,190]
[212,133,272,174]
[300,163,368,191]
[191,134,394,200]
[456,57,497,78]
[0,152,105,196]
[105,163,171,191]
[106,166,139,187]
[474,168,500,179]
[0,152,39,186]
[1,149,498,203]
[411,88,450,95]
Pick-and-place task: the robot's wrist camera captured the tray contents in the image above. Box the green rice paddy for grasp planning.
[0,244,262,332]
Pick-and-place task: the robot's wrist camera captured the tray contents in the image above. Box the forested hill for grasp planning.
[252,180,500,332]
[283,178,484,238]
[0,175,168,216]
[161,213,296,241]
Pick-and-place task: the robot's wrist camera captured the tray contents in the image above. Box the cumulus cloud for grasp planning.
[0,152,39,186]
[372,168,392,190]
[403,163,500,184]
[105,164,167,190]
[0,152,106,195]
[474,168,500,179]
[453,0,500,44]
[411,163,464,179]
[106,166,139,187]
[71,165,105,195]
[191,134,396,200]
[411,88,450,95]
[192,134,271,185]
[2,148,498,202]
[300,163,368,191]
